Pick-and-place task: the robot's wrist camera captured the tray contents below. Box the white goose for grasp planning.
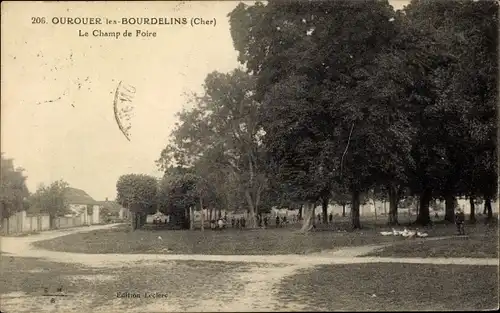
[417,231,428,238]
[380,231,393,236]
[392,228,404,236]
[407,229,417,238]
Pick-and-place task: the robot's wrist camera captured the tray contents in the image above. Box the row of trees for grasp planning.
[153,0,498,231]
[1,154,77,229]
[116,172,225,230]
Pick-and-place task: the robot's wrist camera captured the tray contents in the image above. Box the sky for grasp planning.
[1,1,409,201]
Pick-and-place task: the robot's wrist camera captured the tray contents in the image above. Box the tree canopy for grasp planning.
[151,0,498,231]
[0,155,29,219]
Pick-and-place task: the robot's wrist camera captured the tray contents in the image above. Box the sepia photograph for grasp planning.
[1,0,499,312]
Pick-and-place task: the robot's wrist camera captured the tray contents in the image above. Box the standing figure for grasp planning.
[276,215,280,228]
[455,208,465,235]
[328,213,333,224]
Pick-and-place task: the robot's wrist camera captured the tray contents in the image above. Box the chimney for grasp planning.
[105,197,108,202]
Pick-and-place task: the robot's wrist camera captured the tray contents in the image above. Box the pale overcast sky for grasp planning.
[1,1,409,201]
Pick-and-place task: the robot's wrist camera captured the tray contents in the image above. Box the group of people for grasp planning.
[257,214,303,228]
[230,216,247,228]
[214,214,302,229]
[315,213,335,224]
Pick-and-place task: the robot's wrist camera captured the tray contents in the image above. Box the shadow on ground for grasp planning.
[277,263,499,311]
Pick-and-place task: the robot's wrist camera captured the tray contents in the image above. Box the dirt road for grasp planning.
[1,224,497,312]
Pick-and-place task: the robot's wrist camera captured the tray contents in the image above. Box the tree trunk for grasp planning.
[209,207,213,222]
[300,202,316,232]
[189,207,194,230]
[416,199,420,219]
[298,204,303,220]
[136,213,141,229]
[200,198,204,231]
[131,212,138,230]
[372,198,377,221]
[351,190,361,229]
[183,207,190,229]
[218,208,222,219]
[485,197,493,220]
[49,214,56,229]
[244,189,257,228]
[342,204,346,217]
[444,193,456,223]
[469,196,476,223]
[0,202,4,225]
[387,185,399,225]
[321,197,329,224]
[416,189,432,226]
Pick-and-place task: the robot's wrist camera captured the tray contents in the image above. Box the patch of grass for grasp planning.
[0,256,251,312]
[0,256,95,295]
[365,236,498,258]
[278,263,499,311]
[364,224,499,258]
[33,226,405,255]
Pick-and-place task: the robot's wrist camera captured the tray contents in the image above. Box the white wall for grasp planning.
[119,207,130,219]
[451,198,498,215]
[92,205,100,224]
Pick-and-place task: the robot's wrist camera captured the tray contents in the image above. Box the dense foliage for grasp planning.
[0,155,29,220]
[110,0,498,231]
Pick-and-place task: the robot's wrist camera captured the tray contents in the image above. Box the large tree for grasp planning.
[403,0,498,225]
[157,69,267,228]
[229,0,413,229]
[30,180,70,228]
[0,155,29,221]
[116,174,158,230]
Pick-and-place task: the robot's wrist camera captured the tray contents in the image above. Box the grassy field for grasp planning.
[32,225,408,255]
[364,223,499,258]
[33,218,497,255]
[365,235,498,258]
[0,256,251,312]
[278,263,499,311]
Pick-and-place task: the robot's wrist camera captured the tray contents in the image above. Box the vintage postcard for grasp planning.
[1,0,498,312]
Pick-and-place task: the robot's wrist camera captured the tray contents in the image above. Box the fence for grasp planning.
[0,210,97,235]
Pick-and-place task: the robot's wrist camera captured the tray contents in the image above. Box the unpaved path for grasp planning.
[1,224,498,312]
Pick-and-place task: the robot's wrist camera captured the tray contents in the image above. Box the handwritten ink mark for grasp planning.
[36,90,66,105]
[113,81,136,142]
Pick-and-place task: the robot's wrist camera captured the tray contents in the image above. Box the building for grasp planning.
[96,198,124,220]
[119,207,130,220]
[65,187,100,225]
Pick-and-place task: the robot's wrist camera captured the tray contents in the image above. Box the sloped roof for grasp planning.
[95,200,123,213]
[65,187,97,205]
